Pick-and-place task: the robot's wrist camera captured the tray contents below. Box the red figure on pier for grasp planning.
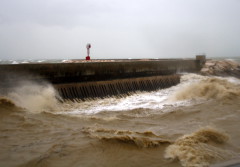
[86,43,91,60]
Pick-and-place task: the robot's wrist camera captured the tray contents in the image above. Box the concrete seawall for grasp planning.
[55,75,180,101]
[0,58,204,100]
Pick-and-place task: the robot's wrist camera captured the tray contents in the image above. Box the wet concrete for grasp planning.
[0,59,203,99]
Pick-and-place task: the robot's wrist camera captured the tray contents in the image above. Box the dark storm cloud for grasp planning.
[0,0,240,60]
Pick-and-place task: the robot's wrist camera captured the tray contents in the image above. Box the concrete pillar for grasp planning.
[196,55,206,66]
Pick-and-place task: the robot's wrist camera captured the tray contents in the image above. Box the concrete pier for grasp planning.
[0,58,204,100]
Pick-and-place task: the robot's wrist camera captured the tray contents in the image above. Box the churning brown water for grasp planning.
[1,64,240,167]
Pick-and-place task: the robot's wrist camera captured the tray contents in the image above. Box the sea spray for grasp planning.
[6,81,60,112]
[170,77,240,101]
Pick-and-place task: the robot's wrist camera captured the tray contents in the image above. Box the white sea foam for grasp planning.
[58,74,212,116]
[11,61,19,64]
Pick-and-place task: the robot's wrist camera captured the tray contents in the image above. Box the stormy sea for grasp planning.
[1,58,240,167]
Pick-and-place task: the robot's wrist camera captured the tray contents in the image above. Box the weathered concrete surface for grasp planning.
[0,59,201,85]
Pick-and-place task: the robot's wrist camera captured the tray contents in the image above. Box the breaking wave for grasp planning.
[165,127,237,167]
[171,77,240,101]
[3,80,60,113]
[82,127,172,148]
[0,97,16,108]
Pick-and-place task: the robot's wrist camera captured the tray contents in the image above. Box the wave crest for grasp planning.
[164,127,236,167]
[172,77,240,101]
[0,97,17,108]
[82,127,172,148]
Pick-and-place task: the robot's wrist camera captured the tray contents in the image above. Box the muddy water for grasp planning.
[1,73,240,167]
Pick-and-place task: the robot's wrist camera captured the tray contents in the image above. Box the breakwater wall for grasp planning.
[55,75,180,101]
[0,58,204,100]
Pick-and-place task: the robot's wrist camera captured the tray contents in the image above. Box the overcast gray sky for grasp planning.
[0,0,240,60]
